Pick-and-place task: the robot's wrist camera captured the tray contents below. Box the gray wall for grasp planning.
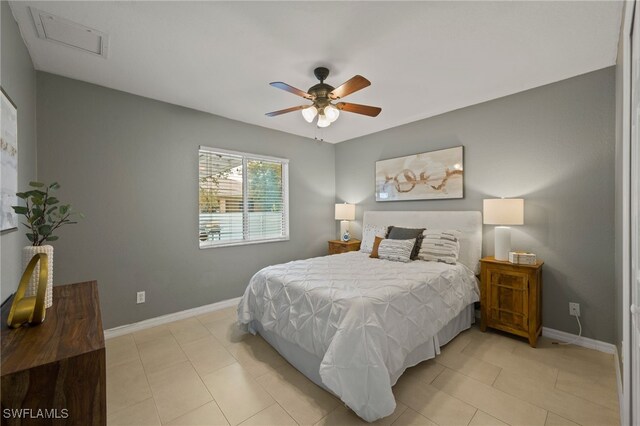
[36,72,335,328]
[31,62,617,341]
[0,1,38,303]
[336,68,616,343]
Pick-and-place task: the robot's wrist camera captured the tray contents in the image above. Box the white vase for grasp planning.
[22,245,54,308]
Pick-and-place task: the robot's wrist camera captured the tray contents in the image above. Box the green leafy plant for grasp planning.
[12,181,83,246]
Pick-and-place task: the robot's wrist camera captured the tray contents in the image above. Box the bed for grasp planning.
[238,211,482,422]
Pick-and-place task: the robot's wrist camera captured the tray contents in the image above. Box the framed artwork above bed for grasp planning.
[375,146,464,201]
[1,88,18,232]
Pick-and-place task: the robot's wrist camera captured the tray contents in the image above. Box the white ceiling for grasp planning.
[9,1,623,144]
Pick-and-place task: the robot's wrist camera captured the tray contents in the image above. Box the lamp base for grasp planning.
[340,220,350,241]
[494,226,511,261]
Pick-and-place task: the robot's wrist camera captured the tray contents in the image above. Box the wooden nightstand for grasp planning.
[328,239,361,255]
[479,256,544,347]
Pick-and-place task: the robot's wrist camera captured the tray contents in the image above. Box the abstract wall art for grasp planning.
[1,88,18,231]
[375,146,464,201]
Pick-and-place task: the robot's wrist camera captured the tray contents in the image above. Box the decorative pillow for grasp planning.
[386,226,425,260]
[369,236,384,258]
[377,239,414,263]
[360,224,388,253]
[418,229,461,264]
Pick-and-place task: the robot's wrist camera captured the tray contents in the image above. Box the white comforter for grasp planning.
[237,251,479,421]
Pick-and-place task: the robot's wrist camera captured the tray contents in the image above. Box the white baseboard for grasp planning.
[473,311,615,355]
[541,327,616,354]
[614,347,624,424]
[104,297,242,339]
[105,302,617,355]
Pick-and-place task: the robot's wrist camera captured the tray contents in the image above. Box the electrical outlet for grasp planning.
[137,291,145,304]
[569,302,580,317]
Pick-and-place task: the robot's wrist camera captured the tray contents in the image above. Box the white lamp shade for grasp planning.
[483,199,524,225]
[324,104,340,122]
[317,114,330,128]
[301,106,317,123]
[335,203,355,220]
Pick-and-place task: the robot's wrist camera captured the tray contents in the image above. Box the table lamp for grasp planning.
[335,203,356,241]
[483,198,524,261]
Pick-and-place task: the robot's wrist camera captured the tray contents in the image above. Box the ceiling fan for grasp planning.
[266,67,382,128]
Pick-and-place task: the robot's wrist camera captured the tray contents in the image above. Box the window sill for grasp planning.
[199,236,290,249]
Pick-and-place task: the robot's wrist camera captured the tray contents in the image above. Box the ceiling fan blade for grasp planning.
[270,82,314,100]
[336,102,381,117]
[265,105,307,117]
[329,75,371,100]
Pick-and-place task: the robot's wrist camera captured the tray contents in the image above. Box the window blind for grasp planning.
[199,147,289,247]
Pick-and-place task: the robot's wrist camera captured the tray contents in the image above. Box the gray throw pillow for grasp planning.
[386,226,425,260]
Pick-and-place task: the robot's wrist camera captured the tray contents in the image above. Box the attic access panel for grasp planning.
[30,7,108,57]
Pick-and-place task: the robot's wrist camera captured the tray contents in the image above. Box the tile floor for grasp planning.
[106,307,620,426]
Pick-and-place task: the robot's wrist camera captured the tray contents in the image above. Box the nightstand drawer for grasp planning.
[488,269,529,290]
[330,245,351,254]
[328,240,361,255]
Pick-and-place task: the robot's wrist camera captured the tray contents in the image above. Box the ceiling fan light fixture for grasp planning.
[266,67,381,125]
[301,106,318,123]
[317,114,330,128]
[324,104,340,123]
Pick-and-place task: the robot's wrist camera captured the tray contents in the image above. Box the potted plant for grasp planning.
[12,181,83,308]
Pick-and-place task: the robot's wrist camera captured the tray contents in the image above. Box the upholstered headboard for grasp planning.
[362,211,482,274]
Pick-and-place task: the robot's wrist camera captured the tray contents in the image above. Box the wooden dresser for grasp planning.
[479,257,544,347]
[328,239,361,255]
[1,281,106,425]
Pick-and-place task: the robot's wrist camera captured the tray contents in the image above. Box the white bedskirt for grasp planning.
[250,303,474,392]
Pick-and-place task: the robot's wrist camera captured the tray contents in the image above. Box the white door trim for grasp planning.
[630,0,640,421]
[621,2,636,425]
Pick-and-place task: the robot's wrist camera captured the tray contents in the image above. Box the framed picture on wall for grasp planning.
[1,88,18,232]
[375,146,464,201]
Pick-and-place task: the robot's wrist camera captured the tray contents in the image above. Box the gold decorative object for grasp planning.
[7,253,48,328]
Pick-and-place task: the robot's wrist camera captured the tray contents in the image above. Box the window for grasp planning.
[198,146,289,248]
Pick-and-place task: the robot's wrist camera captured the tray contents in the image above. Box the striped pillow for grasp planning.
[386,226,425,260]
[377,239,414,263]
[418,229,461,264]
